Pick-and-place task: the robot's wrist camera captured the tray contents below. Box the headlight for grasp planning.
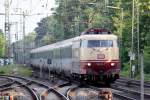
[111,63,115,66]
[87,63,91,66]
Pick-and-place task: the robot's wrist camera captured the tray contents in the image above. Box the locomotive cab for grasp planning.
[79,34,120,82]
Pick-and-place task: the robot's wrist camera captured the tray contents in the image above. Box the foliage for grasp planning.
[42,34,56,45]
[34,0,108,46]
[0,30,5,57]
[0,64,32,77]
[144,46,150,74]
[33,0,150,77]
[24,32,36,43]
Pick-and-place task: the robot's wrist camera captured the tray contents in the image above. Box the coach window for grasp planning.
[47,58,52,64]
[53,50,56,59]
[65,46,72,58]
[35,53,37,58]
[34,53,35,58]
[61,47,70,58]
[30,54,33,58]
[39,52,42,58]
[55,49,60,59]
[46,51,49,58]
[49,51,52,58]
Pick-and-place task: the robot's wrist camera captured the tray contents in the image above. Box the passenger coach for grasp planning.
[30,28,120,84]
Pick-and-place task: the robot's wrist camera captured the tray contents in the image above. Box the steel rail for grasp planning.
[0,75,40,100]
[41,82,71,100]
[66,86,80,100]
[0,75,71,100]
[111,84,150,99]
[113,92,136,100]
[0,81,15,88]
[118,77,150,88]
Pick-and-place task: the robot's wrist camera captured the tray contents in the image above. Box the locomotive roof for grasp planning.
[31,34,117,53]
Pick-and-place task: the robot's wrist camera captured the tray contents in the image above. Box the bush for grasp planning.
[0,70,5,74]
[144,46,150,74]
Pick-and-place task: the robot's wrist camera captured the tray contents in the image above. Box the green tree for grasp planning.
[0,30,5,57]
[41,34,56,45]
[33,0,150,75]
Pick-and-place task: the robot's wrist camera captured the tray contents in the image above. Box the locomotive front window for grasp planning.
[81,40,113,48]
[88,40,100,47]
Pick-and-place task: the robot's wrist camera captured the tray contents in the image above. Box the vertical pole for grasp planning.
[23,12,25,64]
[20,9,22,41]
[40,65,42,78]
[15,22,18,63]
[104,0,109,28]
[120,8,123,70]
[78,2,81,35]
[5,0,10,64]
[105,0,108,12]
[78,1,83,32]
[140,53,144,100]
[137,0,140,73]
[16,22,18,63]
[132,0,134,53]
[8,23,11,64]
[131,0,135,78]
[30,0,32,13]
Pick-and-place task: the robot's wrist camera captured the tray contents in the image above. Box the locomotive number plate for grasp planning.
[97,54,105,59]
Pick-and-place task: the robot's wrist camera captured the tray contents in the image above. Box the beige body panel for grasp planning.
[80,47,119,61]
[80,35,119,61]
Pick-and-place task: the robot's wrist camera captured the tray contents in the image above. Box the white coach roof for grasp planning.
[31,34,117,53]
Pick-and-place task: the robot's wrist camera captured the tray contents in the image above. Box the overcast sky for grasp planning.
[0,0,56,42]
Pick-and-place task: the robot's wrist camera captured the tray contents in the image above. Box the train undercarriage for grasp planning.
[31,65,119,86]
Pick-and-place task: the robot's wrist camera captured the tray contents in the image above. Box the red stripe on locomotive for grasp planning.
[80,60,120,75]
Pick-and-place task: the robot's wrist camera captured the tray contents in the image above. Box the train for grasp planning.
[30,28,120,84]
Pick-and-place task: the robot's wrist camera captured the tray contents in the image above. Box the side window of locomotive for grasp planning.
[117,39,119,47]
[81,40,87,48]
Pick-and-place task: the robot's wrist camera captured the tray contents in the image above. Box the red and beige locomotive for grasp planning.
[30,28,120,84]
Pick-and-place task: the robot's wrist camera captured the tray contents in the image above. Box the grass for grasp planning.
[120,62,130,78]
[121,69,150,82]
[0,64,32,77]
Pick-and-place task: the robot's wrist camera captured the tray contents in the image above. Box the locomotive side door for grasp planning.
[72,40,80,74]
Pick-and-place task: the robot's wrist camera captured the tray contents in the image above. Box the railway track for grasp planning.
[64,75,150,100]
[111,77,150,100]
[40,81,71,100]
[35,74,137,100]
[118,77,150,88]
[0,75,40,100]
[2,74,149,100]
[0,75,71,100]
[33,70,150,100]
[32,74,109,100]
